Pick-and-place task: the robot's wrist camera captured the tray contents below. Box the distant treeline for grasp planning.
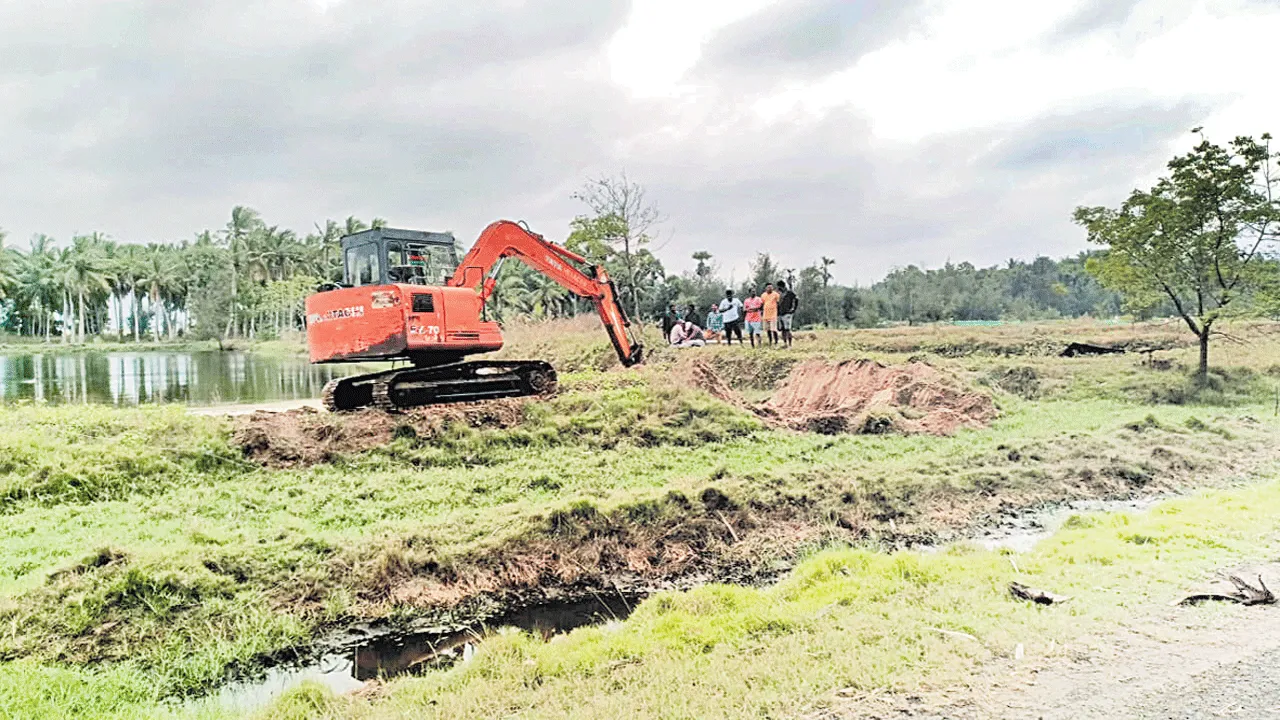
[0,206,1202,343]
[0,209,380,342]
[654,251,1138,328]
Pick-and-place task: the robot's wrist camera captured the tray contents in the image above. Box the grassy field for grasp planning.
[1,319,1279,719]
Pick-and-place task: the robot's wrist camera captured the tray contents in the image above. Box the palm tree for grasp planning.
[95,236,127,339]
[17,235,60,340]
[523,271,568,318]
[223,206,262,337]
[139,245,179,342]
[249,225,303,282]
[0,230,17,302]
[490,262,533,321]
[64,234,112,343]
[311,219,344,282]
[115,244,147,341]
[343,215,369,237]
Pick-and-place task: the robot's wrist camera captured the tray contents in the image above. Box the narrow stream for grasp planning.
[960,496,1161,553]
[196,595,640,714]
[193,497,1163,714]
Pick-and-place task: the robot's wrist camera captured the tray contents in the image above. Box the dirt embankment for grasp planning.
[756,358,997,435]
[234,400,528,468]
[233,358,997,468]
[301,416,1270,629]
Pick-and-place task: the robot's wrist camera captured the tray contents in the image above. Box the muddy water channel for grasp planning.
[199,595,640,714]
[194,498,1164,713]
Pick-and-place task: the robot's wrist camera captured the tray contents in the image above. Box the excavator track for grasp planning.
[322,361,558,413]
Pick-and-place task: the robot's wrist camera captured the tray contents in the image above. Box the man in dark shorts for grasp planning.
[776,280,798,348]
[718,289,744,345]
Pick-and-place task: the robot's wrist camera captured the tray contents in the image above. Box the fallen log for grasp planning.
[1009,582,1071,605]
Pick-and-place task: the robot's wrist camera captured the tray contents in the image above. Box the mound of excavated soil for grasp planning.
[757,358,996,435]
[234,400,528,468]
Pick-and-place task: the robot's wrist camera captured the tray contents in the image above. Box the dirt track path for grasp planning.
[832,572,1280,719]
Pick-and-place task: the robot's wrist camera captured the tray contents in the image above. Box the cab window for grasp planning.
[346,244,381,286]
[405,242,459,284]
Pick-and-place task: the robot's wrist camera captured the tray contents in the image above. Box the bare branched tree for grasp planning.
[572,171,664,317]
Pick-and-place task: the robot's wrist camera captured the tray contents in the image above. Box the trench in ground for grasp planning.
[189,495,1168,714]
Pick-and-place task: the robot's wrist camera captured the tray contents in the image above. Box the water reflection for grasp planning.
[0,351,353,406]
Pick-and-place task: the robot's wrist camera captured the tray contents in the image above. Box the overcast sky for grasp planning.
[2,0,1278,284]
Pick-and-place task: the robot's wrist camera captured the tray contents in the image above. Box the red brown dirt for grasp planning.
[757,358,997,435]
[233,399,528,468]
[673,357,739,403]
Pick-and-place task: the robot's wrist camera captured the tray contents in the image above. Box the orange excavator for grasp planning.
[306,220,643,411]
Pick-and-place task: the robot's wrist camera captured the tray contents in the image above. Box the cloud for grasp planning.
[1045,0,1147,43]
[632,100,1203,284]
[697,0,927,78]
[0,0,1276,290]
[0,0,633,239]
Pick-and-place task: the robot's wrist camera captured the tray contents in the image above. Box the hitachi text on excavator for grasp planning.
[305,220,643,412]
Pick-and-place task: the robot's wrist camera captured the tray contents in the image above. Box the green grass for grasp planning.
[0,389,1271,708]
[2,319,1280,719]
[269,475,1280,720]
[9,471,1280,719]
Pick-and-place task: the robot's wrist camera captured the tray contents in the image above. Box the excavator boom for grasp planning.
[307,220,643,412]
[451,220,643,367]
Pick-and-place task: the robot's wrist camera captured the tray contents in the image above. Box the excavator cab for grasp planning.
[341,228,459,287]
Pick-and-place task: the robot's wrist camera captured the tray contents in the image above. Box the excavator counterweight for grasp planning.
[305,221,642,412]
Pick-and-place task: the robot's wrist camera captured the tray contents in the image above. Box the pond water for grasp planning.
[0,351,357,406]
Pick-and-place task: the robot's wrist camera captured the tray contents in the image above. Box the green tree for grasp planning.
[0,230,15,301]
[64,234,112,342]
[223,206,263,337]
[571,172,663,318]
[344,215,369,237]
[692,251,713,279]
[820,256,836,325]
[564,212,667,318]
[139,245,180,342]
[1074,131,1279,380]
[743,253,779,296]
[17,235,61,340]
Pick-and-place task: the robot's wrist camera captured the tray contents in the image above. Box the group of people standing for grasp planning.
[663,281,799,349]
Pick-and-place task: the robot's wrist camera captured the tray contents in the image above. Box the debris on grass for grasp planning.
[1061,342,1126,357]
[1177,572,1276,606]
[1009,582,1071,605]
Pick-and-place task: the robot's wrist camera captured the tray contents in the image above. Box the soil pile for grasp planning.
[757,358,996,435]
[234,400,528,468]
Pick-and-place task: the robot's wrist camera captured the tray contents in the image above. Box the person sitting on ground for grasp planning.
[718,289,744,345]
[704,303,724,343]
[776,280,798,348]
[661,304,680,340]
[743,288,764,348]
[761,282,781,346]
[668,319,706,348]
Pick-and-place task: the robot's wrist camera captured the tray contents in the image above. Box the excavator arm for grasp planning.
[450,220,644,367]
